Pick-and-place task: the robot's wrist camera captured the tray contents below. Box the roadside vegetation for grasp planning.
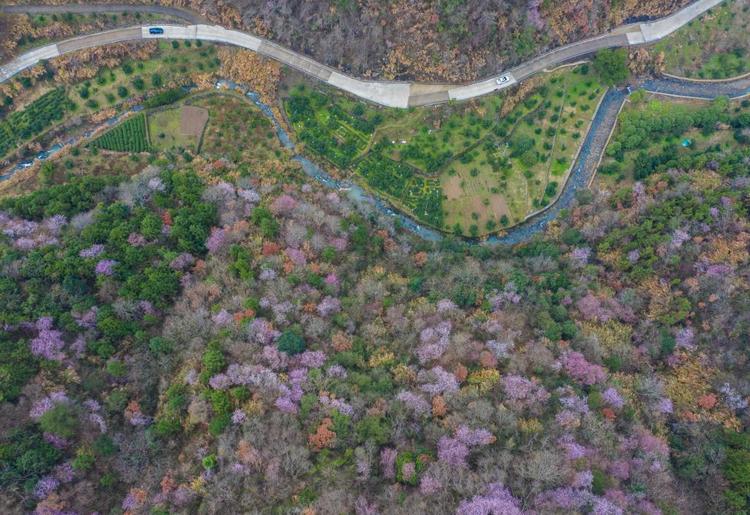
[284,65,604,236]
[654,0,750,79]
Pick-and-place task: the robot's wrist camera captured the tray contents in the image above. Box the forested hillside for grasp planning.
[1,124,749,513]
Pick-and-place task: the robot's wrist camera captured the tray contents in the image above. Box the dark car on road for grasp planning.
[148,27,164,35]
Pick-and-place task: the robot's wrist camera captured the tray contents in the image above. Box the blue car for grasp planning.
[148,27,164,35]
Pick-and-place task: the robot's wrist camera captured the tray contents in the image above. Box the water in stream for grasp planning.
[3,80,630,245]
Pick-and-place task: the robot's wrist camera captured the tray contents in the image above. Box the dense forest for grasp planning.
[1,127,749,513]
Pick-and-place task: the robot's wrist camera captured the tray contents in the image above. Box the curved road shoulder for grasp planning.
[0,0,726,108]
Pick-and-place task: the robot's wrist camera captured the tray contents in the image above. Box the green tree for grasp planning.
[39,404,79,439]
[277,329,306,355]
[593,49,630,85]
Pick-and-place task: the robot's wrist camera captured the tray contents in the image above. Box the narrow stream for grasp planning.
[4,76,746,245]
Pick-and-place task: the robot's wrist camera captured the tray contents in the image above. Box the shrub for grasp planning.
[39,404,79,439]
[277,329,306,355]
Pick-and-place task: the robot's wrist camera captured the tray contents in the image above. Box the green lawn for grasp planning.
[654,0,750,79]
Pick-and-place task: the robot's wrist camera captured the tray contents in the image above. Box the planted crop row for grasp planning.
[91,113,150,152]
[0,88,72,158]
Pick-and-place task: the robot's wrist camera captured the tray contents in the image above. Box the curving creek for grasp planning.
[3,76,750,245]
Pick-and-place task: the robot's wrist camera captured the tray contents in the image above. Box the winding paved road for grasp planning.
[0,0,725,108]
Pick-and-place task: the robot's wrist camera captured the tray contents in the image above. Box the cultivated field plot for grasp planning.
[654,0,750,79]
[285,87,380,169]
[598,92,750,185]
[196,93,285,175]
[284,66,603,236]
[0,88,73,160]
[90,113,150,152]
[149,105,209,152]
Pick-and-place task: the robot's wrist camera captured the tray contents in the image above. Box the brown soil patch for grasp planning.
[489,194,510,219]
[444,174,464,200]
[180,106,209,138]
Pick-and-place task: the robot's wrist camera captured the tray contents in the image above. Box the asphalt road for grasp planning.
[0,0,726,108]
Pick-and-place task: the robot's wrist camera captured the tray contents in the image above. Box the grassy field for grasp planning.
[284,66,604,235]
[148,105,208,152]
[597,91,750,185]
[654,0,750,79]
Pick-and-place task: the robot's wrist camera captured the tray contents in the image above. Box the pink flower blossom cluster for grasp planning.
[30,391,69,420]
[317,296,341,317]
[74,306,98,329]
[576,293,634,323]
[326,364,347,378]
[285,247,307,267]
[602,387,625,410]
[396,391,430,416]
[232,409,247,425]
[419,474,442,496]
[293,350,327,369]
[127,232,147,247]
[95,259,118,276]
[437,425,494,467]
[43,432,69,449]
[30,317,66,361]
[561,351,607,385]
[417,366,458,396]
[502,375,550,408]
[456,483,523,515]
[488,284,521,309]
[570,247,591,267]
[238,188,260,203]
[559,393,590,414]
[380,448,397,479]
[319,393,354,416]
[262,345,288,370]
[329,237,348,251]
[1,213,65,251]
[34,476,59,500]
[206,227,227,254]
[79,243,105,258]
[212,309,233,326]
[270,194,298,215]
[415,320,452,364]
[169,252,195,270]
[436,298,457,312]
[210,363,281,392]
[248,318,280,345]
[526,0,545,30]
